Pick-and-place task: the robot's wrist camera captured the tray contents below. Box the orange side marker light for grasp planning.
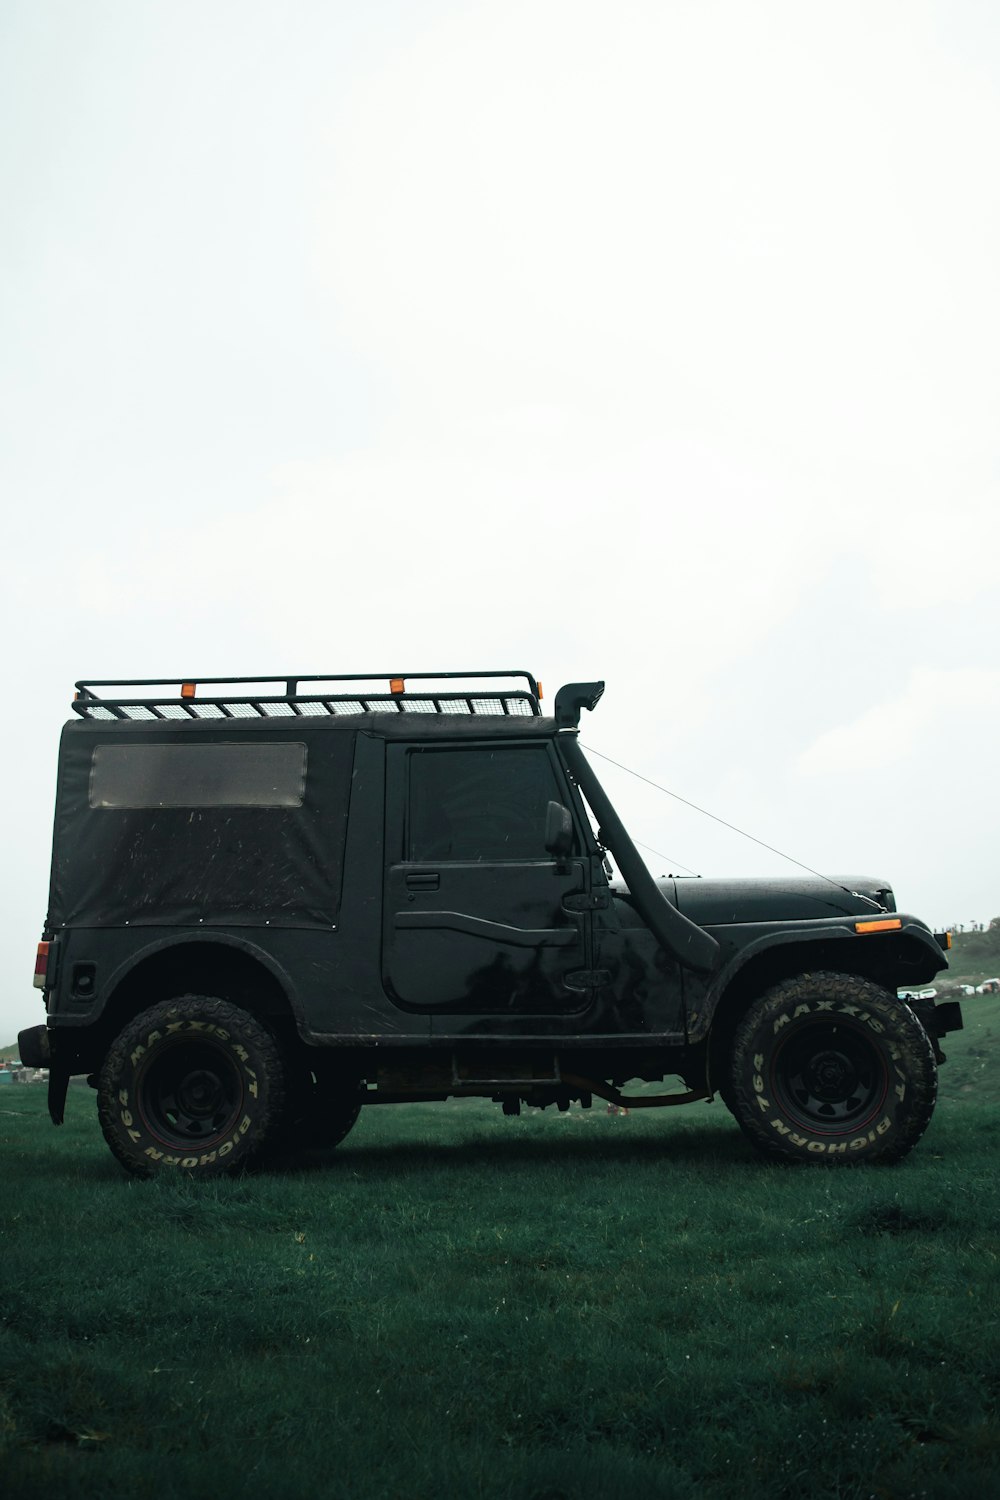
[855,918,903,934]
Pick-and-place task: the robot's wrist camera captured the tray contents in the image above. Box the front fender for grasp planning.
[686,917,948,1043]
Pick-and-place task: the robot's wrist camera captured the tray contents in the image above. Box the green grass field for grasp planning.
[2,995,999,1500]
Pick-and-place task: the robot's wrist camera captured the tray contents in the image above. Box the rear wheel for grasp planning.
[97,997,285,1178]
[728,972,937,1164]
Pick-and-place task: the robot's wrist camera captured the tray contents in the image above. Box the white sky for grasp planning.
[2,0,998,1040]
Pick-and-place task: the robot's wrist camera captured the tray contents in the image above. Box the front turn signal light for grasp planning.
[855,918,903,934]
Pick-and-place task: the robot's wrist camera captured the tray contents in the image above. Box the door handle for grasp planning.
[405,873,440,891]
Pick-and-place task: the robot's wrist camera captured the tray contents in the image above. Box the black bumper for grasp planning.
[929,1000,964,1038]
[17,1024,49,1068]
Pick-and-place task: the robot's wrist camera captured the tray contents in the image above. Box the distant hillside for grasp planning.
[944,924,1000,984]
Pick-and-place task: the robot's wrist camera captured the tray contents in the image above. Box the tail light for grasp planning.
[33,941,49,989]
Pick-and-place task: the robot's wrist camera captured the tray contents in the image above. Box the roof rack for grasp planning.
[72,671,543,722]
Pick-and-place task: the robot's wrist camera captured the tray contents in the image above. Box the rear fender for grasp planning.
[47,933,301,1071]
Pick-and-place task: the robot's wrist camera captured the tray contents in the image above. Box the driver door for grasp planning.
[382,740,592,1016]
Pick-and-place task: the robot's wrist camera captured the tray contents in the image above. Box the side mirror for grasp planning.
[544,801,574,858]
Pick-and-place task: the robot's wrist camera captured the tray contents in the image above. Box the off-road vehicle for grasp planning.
[19,670,959,1176]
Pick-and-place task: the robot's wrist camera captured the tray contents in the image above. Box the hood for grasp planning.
[612,874,895,926]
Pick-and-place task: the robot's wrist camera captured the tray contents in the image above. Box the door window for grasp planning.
[407,747,565,862]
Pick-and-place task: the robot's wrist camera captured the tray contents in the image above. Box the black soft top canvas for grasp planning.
[48,713,560,931]
[49,717,358,930]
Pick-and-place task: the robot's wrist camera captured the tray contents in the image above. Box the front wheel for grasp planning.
[728,972,937,1164]
[97,997,285,1178]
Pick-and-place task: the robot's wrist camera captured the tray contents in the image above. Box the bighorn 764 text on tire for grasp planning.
[728,973,938,1164]
[20,670,960,1176]
[96,998,286,1177]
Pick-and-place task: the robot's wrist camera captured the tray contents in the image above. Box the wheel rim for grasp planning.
[136,1040,245,1148]
[771,1021,888,1134]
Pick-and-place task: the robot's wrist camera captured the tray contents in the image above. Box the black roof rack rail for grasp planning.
[72,670,543,722]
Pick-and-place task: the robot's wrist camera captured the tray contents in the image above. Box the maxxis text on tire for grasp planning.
[97,997,286,1178]
[728,971,937,1164]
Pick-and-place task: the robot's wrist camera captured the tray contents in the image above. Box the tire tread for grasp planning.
[728,971,937,1165]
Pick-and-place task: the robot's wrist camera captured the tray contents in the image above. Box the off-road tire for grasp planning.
[728,971,937,1164]
[97,997,285,1178]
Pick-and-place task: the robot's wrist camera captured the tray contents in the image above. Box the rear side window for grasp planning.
[407,746,563,861]
[89,742,307,809]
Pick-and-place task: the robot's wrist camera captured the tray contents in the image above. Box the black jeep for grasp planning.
[19,670,959,1175]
